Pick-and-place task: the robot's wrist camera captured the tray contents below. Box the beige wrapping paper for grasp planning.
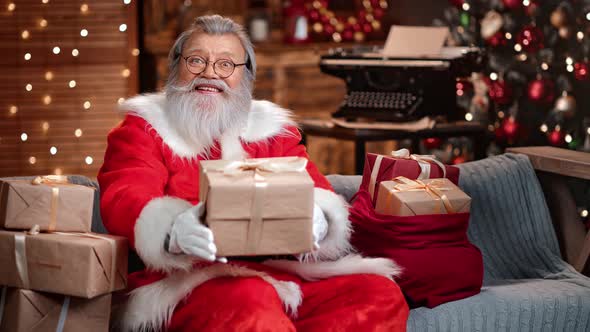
[0,231,128,298]
[199,157,315,256]
[375,177,471,216]
[0,177,94,232]
[0,288,111,332]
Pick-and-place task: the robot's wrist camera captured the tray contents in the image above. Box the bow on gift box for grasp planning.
[388,176,456,214]
[204,157,309,253]
[369,149,447,199]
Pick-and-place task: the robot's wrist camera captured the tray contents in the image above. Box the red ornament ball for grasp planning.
[516,25,544,52]
[501,116,520,142]
[527,77,555,104]
[342,29,354,41]
[502,0,523,10]
[324,23,335,35]
[574,61,589,81]
[486,31,508,47]
[525,0,540,16]
[373,8,384,19]
[547,129,565,146]
[308,10,321,22]
[487,79,513,105]
[362,23,373,34]
[423,137,443,149]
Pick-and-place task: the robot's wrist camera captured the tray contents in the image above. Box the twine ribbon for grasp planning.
[387,176,455,214]
[30,175,70,232]
[204,157,308,253]
[13,226,118,293]
[368,149,446,199]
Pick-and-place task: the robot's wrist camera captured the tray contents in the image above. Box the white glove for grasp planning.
[167,202,226,263]
[312,203,328,250]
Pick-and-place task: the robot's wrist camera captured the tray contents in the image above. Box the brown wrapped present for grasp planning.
[199,157,314,256]
[0,231,127,298]
[0,176,94,232]
[375,176,471,216]
[0,287,111,332]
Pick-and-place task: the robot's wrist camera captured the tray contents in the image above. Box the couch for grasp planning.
[16,150,589,331]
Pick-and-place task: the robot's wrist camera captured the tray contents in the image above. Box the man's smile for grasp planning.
[195,84,223,94]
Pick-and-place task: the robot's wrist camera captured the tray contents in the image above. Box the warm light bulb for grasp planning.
[119,24,127,32]
[131,48,140,56]
[497,111,505,119]
[85,156,93,165]
[489,72,498,81]
[582,209,589,218]
[29,156,36,164]
[80,29,88,37]
[586,12,590,21]
[541,62,549,70]
[578,31,585,41]
[39,19,47,27]
[518,53,527,61]
[118,97,125,104]
[565,134,572,143]
[83,101,91,109]
[587,127,590,135]
[9,105,17,114]
[465,113,473,121]
[21,30,30,39]
[68,80,76,88]
[122,68,130,77]
[74,128,83,137]
[24,53,31,60]
[522,0,530,6]
[50,146,57,155]
[52,46,60,54]
[42,122,50,131]
[505,32,512,40]
[567,65,574,72]
[514,44,522,52]
[72,49,79,57]
[42,0,49,4]
[7,3,15,11]
[462,3,470,11]
[45,71,53,81]
[566,57,574,65]
[123,0,132,4]
[43,95,52,105]
[80,4,88,13]
[25,84,32,91]
[21,133,28,141]
[540,124,548,132]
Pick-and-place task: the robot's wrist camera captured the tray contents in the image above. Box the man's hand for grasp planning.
[312,203,328,250]
[167,202,226,262]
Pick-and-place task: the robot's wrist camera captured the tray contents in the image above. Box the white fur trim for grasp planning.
[264,254,403,282]
[119,93,295,159]
[115,264,302,332]
[220,130,246,160]
[134,197,195,273]
[302,188,353,262]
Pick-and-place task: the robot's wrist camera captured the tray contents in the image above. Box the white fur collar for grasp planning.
[119,93,296,159]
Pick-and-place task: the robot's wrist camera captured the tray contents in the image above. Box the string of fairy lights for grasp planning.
[7,0,137,175]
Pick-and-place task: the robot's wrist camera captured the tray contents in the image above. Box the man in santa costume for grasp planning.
[99,15,408,332]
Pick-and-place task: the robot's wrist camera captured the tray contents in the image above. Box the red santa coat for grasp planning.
[99,93,408,332]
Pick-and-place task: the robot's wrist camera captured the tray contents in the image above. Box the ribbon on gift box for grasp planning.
[206,157,309,253]
[369,149,447,199]
[30,175,71,232]
[386,176,455,214]
[13,226,119,292]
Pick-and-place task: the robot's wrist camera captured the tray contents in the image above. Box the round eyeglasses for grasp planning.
[182,55,247,79]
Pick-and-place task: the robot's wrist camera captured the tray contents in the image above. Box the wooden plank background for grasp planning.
[0,0,138,178]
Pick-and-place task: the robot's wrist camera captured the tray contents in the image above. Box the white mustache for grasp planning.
[170,78,229,93]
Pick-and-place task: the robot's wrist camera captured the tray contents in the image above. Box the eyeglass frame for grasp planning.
[182,55,248,79]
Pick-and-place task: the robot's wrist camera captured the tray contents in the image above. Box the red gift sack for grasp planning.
[360,149,460,206]
[349,190,483,308]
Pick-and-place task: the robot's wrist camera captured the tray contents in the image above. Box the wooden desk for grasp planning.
[300,120,489,174]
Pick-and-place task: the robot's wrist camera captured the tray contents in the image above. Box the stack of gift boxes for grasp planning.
[0,176,128,331]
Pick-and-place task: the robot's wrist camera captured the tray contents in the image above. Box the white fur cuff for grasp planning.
[134,197,195,272]
[312,188,353,261]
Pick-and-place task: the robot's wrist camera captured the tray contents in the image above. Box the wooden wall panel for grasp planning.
[0,0,138,178]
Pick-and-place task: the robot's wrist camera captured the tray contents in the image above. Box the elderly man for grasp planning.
[99,15,408,332]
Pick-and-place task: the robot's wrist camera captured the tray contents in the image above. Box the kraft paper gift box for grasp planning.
[0,231,128,298]
[199,157,315,256]
[375,177,471,216]
[0,287,111,332]
[0,176,94,232]
[360,149,460,206]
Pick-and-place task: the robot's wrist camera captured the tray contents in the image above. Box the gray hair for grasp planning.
[167,15,256,85]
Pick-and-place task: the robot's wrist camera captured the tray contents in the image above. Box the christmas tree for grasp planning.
[434,0,590,154]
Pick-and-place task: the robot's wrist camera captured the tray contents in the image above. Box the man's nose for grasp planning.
[200,62,219,79]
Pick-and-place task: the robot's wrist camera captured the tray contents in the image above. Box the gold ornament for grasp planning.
[354,31,365,42]
[363,0,371,9]
[559,26,572,39]
[550,7,567,28]
[380,0,388,9]
[336,22,345,32]
[554,91,576,118]
[371,20,381,31]
[326,11,335,19]
[312,1,322,9]
[329,17,338,25]
[480,11,503,39]
[347,17,357,25]
[313,22,323,33]
[332,32,342,43]
[366,13,375,22]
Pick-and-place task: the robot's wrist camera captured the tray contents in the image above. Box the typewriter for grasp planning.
[319,46,484,122]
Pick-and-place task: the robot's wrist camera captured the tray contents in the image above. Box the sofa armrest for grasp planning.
[507,147,590,275]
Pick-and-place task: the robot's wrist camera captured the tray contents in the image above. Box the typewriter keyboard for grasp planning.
[343,91,422,113]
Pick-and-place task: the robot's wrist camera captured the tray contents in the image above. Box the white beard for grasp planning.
[165,77,252,157]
